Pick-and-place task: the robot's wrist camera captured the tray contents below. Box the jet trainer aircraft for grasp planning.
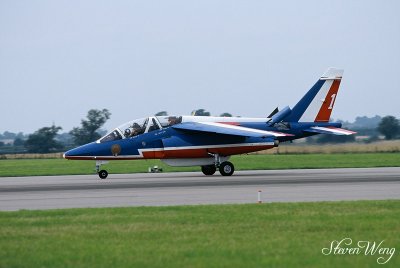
[64,68,355,179]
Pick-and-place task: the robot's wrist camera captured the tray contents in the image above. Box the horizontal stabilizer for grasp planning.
[173,122,293,138]
[304,126,357,136]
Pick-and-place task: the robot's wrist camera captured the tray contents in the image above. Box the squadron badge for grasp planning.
[111,144,121,156]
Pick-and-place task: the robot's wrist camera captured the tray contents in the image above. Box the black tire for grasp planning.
[98,170,108,179]
[201,165,216,175]
[219,161,234,176]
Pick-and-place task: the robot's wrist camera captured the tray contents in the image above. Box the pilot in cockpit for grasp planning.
[168,116,181,126]
[125,123,142,137]
[134,123,144,135]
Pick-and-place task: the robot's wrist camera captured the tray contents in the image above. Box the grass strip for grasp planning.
[0,200,399,267]
[0,153,399,177]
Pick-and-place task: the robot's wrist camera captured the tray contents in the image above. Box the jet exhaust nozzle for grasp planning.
[268,106,292,125]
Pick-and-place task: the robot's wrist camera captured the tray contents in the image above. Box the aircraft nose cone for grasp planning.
[63,143,98,160]
[63,148,76,159]
[63,147,79,159]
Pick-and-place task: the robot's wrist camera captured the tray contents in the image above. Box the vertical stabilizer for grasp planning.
[284,68,343,123]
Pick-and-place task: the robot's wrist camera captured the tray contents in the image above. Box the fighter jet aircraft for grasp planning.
[64,68,355,178]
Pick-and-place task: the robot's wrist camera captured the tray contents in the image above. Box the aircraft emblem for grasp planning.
[111,144,121,156]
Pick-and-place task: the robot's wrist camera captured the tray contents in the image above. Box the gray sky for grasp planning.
[1,0,399,133]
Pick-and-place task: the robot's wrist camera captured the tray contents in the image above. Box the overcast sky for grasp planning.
[1,0,399,133]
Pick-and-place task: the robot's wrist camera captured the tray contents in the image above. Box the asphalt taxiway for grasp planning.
[0,167,399,211]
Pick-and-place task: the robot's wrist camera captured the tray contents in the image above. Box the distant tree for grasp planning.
[25,125,63,153]
[15,132,25,140]
[2,131,16,139]
[97,129,108,137]
[70,109,111,145]
[56,132,75,148]
[13,138,25,147]
[155,111,168,116]
[352,115,382,129]
[339,116,381,137]
[220,113,232,117]
[377,116,400,140]
[192,109,210,116]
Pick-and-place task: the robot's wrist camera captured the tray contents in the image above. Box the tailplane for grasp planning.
[284,68,344,123]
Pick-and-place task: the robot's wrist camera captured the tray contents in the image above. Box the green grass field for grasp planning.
[0,153,399,177]
[0,200,399,268]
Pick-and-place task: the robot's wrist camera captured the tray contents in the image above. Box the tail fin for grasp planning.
[284,68,344,123]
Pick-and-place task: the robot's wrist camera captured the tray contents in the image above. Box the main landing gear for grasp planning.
[95,160,109,179]
[219,161,234,176]
[201,154,235,176]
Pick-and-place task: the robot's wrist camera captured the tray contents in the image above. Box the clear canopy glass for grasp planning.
[99,116,183,143]
[118,118,149,138]
[156,116,182,127]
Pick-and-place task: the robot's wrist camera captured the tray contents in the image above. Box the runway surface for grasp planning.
[0,167,399,211]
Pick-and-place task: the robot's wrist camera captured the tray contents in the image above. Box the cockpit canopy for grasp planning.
[99,116,182,143]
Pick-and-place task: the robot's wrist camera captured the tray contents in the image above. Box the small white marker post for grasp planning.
[257,190,262,204]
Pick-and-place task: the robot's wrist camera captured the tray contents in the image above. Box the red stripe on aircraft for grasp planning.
[314,79,341,122]
[216,122,241,126]
[162,145,274,158]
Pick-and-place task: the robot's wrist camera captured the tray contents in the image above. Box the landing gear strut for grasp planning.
[95,160,109,179]
[202,154,235,176]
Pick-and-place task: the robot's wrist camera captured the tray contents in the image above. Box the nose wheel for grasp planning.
[98,170,108,179]
[95,160,109,179]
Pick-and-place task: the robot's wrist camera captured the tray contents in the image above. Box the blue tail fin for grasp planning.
[284,68,344,123]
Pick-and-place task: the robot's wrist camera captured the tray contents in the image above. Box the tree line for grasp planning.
[23,109,111,153]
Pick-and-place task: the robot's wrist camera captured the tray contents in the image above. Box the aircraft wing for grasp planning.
[172,122,293,138]
[303,126,357,136]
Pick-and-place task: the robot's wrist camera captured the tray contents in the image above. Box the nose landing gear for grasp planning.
[98,169,108,179]
[95,160,109,179]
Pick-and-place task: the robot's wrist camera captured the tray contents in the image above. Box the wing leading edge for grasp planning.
[173,122,293,138]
